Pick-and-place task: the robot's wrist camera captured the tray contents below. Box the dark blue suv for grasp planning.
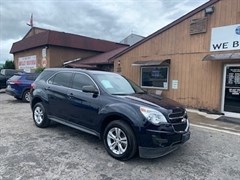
[6,73,39,102]
[30,68,190,160]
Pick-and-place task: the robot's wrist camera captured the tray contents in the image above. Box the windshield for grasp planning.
[94,73,145,95]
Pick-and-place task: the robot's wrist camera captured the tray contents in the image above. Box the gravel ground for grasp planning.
[1,92,240,180]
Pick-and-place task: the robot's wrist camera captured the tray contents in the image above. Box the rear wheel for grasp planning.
[103,120,137,161]
[33,102,50,128]
[22,90,30,102]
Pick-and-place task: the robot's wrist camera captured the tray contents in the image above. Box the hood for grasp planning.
[121,93,185,110]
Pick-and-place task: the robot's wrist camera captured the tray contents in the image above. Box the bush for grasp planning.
[3,60,15,69]
[34,67,45,73]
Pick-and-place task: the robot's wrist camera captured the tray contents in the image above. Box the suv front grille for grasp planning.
[168,108,186,123]
[168,108,188,132]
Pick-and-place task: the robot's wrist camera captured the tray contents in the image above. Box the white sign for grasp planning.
[163,82,168,89]
[210,24,240,51]
[172,80,178,89]
[42,48,47,58]
[42,58,47,68]
[18,55,37,72]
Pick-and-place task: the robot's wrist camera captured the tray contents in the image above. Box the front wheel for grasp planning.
[33,102,50,128]
[103,120,137,161]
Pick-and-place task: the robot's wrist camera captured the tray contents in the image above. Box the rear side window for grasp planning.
[6,71,15,76]
[72,73,96,91]
[48,72,72,88]
[35,70,55,82]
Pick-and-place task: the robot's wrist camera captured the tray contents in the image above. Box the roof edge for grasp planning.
[22,26,49,39]
[23,26,128,46]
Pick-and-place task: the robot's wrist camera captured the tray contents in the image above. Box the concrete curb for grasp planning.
[187,108,240,125]
[186,109,221,120]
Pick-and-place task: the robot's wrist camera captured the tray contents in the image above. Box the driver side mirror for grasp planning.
[82,85,99,95]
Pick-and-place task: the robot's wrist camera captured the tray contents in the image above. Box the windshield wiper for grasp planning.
[135,91,146,94]
[111,93,129,96]
[112,92,146,95]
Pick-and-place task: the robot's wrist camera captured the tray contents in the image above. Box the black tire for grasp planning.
[22,90,30,102]
[15,97,22,100]
[33,102,50,128]
[103,120,137,161]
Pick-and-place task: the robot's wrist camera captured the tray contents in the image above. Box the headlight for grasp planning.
[140,106,167,125]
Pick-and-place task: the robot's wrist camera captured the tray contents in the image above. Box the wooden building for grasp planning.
[113,0,240,118]
[10,27,127,72]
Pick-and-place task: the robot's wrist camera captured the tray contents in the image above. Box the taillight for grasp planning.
[31,82,36,89]
[30,83,36,94]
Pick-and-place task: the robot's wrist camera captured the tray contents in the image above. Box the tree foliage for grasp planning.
[3,60,15,69]
[34,67,45,73]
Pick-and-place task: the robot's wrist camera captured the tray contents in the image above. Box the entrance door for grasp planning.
[222,64,240,118]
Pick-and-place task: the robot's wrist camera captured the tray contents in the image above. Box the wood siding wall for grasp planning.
[49,46,100,67]
[114,0,240,111]
[14,46,101,69]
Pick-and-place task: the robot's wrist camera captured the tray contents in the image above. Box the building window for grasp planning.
[141,66,169,89]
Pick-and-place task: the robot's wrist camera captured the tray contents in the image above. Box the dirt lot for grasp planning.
[1,92,240,180]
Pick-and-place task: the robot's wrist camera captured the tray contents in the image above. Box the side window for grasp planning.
[72,73,96,91]
[48,72,72,87]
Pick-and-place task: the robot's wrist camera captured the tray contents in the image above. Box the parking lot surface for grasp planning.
[1,92,240,180]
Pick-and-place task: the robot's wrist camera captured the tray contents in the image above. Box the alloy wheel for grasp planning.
[107,127,128,155]
[24,91,30,102]
[34,106,44,124]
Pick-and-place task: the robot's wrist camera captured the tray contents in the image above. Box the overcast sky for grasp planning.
[0,0,208,64]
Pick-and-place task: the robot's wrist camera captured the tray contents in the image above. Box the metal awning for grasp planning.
[203,53,240,61]
[132,59,170,66]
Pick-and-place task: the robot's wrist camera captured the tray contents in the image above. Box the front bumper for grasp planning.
[139,131,190,158]
[137,119,190,158]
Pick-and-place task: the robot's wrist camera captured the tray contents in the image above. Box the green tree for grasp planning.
[34,67,45,73]
[3,60,15,69]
